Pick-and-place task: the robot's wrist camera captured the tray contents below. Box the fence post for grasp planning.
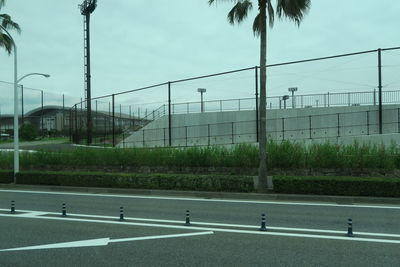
[398,108,400,133]
[168,82,172,146]
[62,94,65,133]
[231,122,234,144]
[309,116,312,139]
[21,85,24,125]
[324,94,326,107]
[185,126,188,146]
[301,95,304,108]
[255,66,259,142]
[112,94,115,147]
[347,92,350,106]
[337,113,340,137]
[238,99,241,111]
[142,129,145,147]
[220,100,222,112]
[378,48,383,134]
[163,128,166,147]
[208,124,210,146]
[327,92,330,107]
[373,88,376,106]
[187,103,189,114]
[41,90,44,132]
[367,111,370,135]
[74,104,78,143]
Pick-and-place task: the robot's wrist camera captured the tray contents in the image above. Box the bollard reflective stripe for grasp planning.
[347,218,354,237]
[119,206,124,221]
[62,203,66,217]
[259,213,267,231]
[10,200,15,214]
[184,210,191,226]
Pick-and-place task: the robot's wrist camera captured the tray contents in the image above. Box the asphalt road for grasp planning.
[0,189,399,267]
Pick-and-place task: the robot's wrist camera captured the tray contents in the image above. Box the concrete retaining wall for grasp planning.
[119,104,400,148]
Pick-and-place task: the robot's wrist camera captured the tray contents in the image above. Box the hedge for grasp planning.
[14,171,255,193]
[273,176,400,197]
[0,171,13,184]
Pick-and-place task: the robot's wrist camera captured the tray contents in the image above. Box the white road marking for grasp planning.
[0,232,214,252]
[1,208,400,238]
[0,210,399,244]
[0,189,399,210]
[0,238,110,252]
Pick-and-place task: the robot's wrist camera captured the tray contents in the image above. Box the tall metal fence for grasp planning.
[69,46,400,147]
[0,81,80,138]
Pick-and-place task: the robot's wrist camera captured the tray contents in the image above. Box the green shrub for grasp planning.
[15,171,255,192]
[0,170,13,183]
[19,123,38,141]
[273,176,400,197]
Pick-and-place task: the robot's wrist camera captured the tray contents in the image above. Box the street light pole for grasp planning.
[0,25,19,181]
[0,25,50,181]
[197,88,206,113]
[288,87,298,109]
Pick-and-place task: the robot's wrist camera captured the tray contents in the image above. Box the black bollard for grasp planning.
[347,218,353,237]
[10,200,15,214]
[259,213,267,231]
[62,203,66,217]
[184,210,191,226]
[119,206,124,221]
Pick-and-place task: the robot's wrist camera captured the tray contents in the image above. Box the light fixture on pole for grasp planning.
[197,88,206,112]
[288,87,298,109]
[1,25,51,181]
[282,95,289,109]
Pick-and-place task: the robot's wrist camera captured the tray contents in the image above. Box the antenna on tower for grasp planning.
[79,0,97,145]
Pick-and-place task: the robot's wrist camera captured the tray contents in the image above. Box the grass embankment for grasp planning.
[0,141,399,170]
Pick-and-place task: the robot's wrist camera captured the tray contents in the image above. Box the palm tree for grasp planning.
[0,0,21,54]
[209,0,310,191]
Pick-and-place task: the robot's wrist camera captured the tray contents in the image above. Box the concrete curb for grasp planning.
[1,183,400,205]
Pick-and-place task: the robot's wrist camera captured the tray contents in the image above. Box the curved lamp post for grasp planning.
[1,25,50,182]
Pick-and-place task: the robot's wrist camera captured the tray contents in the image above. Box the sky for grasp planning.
[0,0,399,114]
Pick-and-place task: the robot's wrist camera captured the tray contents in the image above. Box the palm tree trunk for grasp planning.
[257,0,268,192]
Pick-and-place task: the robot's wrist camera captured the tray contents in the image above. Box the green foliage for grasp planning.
[0,170,13,183]
[19,123,38,141]
[273,176,400,197]
[15,171,255,192]
[1,141,400,171]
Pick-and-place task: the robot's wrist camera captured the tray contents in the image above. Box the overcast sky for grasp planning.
[0,0,399,113]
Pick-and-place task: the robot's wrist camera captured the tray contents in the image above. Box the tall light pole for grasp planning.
[197,88,206,112]
[80,0,97,145]
[288,87,298,109]
[1,24,50,181]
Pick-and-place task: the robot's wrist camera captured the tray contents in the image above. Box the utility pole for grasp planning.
[80,0,97,145]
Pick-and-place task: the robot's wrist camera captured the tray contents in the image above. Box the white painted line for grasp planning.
[0,232,213,252]
[109,231,214,243]
[0,212,399,244]
[1,208,400,238]
[0,238,110,252]
[0,189,399,210]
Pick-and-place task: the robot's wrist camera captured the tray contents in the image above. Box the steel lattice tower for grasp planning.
[79,0,97,145]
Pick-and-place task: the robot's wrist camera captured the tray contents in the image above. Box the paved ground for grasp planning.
[0,188,399,266]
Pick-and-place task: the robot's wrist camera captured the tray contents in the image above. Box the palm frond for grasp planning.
[0,14,21,33]
[276,0,311,26]
[208,0,240,5]
[252,13,260,35]
[0,32,13,54]
[253,0,274,36]
[227,0,253,25]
